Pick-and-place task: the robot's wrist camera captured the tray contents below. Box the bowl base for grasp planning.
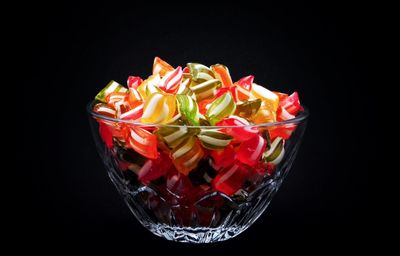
[144,223,246,243]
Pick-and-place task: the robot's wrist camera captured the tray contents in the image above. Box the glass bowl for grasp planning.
[87,101,308,243]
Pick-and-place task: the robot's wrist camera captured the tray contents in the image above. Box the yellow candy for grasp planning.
[250,83,279,112]
[251,104,277,124]
[137,74,161,100]
[141,92,176,124]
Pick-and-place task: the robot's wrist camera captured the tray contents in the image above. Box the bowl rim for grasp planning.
[86,100,309,128]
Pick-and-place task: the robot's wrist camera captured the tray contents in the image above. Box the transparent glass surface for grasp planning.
[87,101,308,243]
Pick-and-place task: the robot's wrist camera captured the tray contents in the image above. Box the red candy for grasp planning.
[120,103,143,121]
[198,98,214,115]
[158,66,183,94]
[99,122,114,148]
[279,91,301,116]
[127,76,143,89]
[273,91,288,101]
[138,153,172,184]
[235,75,253,101]
[166,170,193,199]
[216,116,258,142]
[236,135,267,166]
[236,75,254,90]
[212,164,249,196]
[215,86,238,102]
[268,124,297,140]
[127,127,158,159]
[93,103,116,118]
[210,145,236,171]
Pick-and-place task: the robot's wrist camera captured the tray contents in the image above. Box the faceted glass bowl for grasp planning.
[87,102,308,243]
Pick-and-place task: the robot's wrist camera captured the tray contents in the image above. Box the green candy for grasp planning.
[176,94,200,126]
[95,80,128,102]
[187,63,215,82]
[199,116,211,126]
[190,79,220,101]
[235,99,262,119]
[177,78,195,99]
[198,129,232,150]
[156,116,199,149]
[186,63,220,101]
[157,126,190,149]
[262,137,285,165]
[206,92,236,125]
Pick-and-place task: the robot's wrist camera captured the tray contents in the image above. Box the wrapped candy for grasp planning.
[187,63,215,81]
[171,136,204,175]
[136,74,161,100]
[268,124,297,140]
[206,92,236,125]
[146,83,162,97]
[158,66,183,94]
[212,163,249,196]
[105,92,127,107]
[277,105,295,121]
[127,126,158,159]
[190,79,220,101]
[250,83,279,112]
[138,152,172,184]
[216,116,258,142]
[210,145,236,171]
[176,94,200,125]
[235,75,254,98]
[156,119,198,149]
[236,135,267,166]
[273,91,288,102]
[235,99,262,119]
[211,64,233,88]
[95,80,128,103]
[262,137,285,166]
[127,87,142,109]
[99,122,114,148]
[93,103,116,118]
[158,126,190,148]
[141,93,176,124]
[153,56,174,76]
[198,98,214,115]
[251,105,277,124]
[177,78,195,99]
[119,103,143,121]
[127,76,143,89]
[166,170,193,199]
[279,91,301,116]
[215,86,239,102]
[197,129,233,150]
[182,66,190,76]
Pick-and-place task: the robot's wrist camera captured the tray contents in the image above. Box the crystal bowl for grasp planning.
[87,101,308,243]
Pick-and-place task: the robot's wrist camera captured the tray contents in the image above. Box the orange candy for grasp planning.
[211,64,233,88]
[171,137,204,175]
[127,126,158,159]
[153,56,174,77]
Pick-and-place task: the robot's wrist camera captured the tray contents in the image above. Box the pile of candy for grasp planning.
[93,57,301,202]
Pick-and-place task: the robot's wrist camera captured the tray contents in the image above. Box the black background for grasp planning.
[26,2,370,254]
